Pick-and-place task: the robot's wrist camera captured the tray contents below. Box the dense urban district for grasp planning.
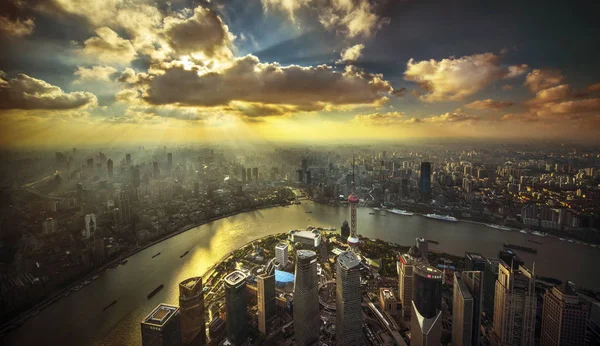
[0,142,600,345]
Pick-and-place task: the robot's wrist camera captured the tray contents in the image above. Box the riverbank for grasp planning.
[0,201,291,337]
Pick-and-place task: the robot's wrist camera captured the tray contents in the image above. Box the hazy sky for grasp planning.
[0,0,599,147]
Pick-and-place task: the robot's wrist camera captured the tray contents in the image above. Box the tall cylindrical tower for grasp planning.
[347,193,359,247]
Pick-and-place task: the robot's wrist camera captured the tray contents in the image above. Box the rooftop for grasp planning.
[275,243,288,250]
[465,252,485,260]
[142,304,179,327]
[224,270,246,286]
[338,251,361,270]
[380,288,396,301]
[292,230,321,239]
[179,277,202,293]
[297,249,317,261]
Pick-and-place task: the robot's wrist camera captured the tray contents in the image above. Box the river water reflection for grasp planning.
[4,202,599,345]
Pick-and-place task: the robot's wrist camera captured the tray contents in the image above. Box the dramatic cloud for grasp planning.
[0,16,35,37]
[338,44,365,63]
[123,55,393,111]
[529,84,572,103]
[80,27,137,63]
[505,64,529,78]
[587,82,600,92]
[262,0,381,38]
[353,111,480,126]
[0,71,97,110]
[426,112,480,123]
[404,53,526,102]
[162,6,234,59]
[524,69,564,92]
[465,99,514,110]
[73,66,118,83]
[353,111,419,126]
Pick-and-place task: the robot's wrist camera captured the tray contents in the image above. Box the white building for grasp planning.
[289,230,321,248]
[275,243,288,268]
[42,218,57,234]
[84,213,96,239]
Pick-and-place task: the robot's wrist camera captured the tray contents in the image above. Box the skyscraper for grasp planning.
[464,252,486,272]
[84,213,96,239]
[179,277,206,346]
[483,258,501,319]
[126,153,131,166]
[224,271,248,345]
[540,281,588,346]
[340,220,350,242]
[398,246,426,321]
[107,159,113,178]
[491,263,536,346]
[452,271,483,346]
[241,167,246,182]
[419,162,431,200]
[140,304,182,346]
[246,167,251,182]
[416,237,429,259]
[411,263,443,346]
[293,250,320,346]
[275,243,288,268]
[153,161,159,178]
[306,170,312,184]
[257,273,275,335]
[167,153,172,171]
[336,251,363,346]
[252,167,258,180]
[347,156,359,248]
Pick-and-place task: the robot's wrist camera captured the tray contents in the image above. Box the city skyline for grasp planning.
[1,0,600,148]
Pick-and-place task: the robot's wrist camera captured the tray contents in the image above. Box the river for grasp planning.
[3,202,599,345]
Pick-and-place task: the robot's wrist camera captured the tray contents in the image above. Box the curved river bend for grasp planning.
[4,203,599,345]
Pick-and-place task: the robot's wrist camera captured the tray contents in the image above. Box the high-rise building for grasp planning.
[302,158,308,173]
[246,168,252,182]
[379,288,398,315]
[483,258,501,319]
[340,220,350,242]
[179,277,206,346]
[306,171,311,184]
[87,158,94,170]
[411,263,443,346]
[118,196,131,224]
[491,263,536,346]
[167,153,172,171]
[126,153,131,166]
[224,271,248,345]
[293,250,320,346]
[297,169,304,183]
[452,271,483,346]
[153,161,159,179]
[540,282,588,346]
[465,252,486,272]
[275,243,288,268]
[132,165,141,189]
[107,159,113,178]
[419,162,432,200]
[140,304,182,346]
[193,182,199,198]
[581,294,600,346]
[84,213,96,239]
[416,237,429,259]
[257,273,275,335]
[241,167,246,182]
[398,246,426,321]
[42,217,57,234]
[498,249,524,269]
[252,167,258,180]
[336,251,363,346]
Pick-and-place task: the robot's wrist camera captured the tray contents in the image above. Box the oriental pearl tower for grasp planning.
[347,155,360,249]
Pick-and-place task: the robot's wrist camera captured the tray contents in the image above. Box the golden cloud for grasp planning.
[79,27,137,63]
[524,69,563,92]
[465,99,514,110]
[404,53,526,102]
[0,71,97,110]
[0,15,35,37]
